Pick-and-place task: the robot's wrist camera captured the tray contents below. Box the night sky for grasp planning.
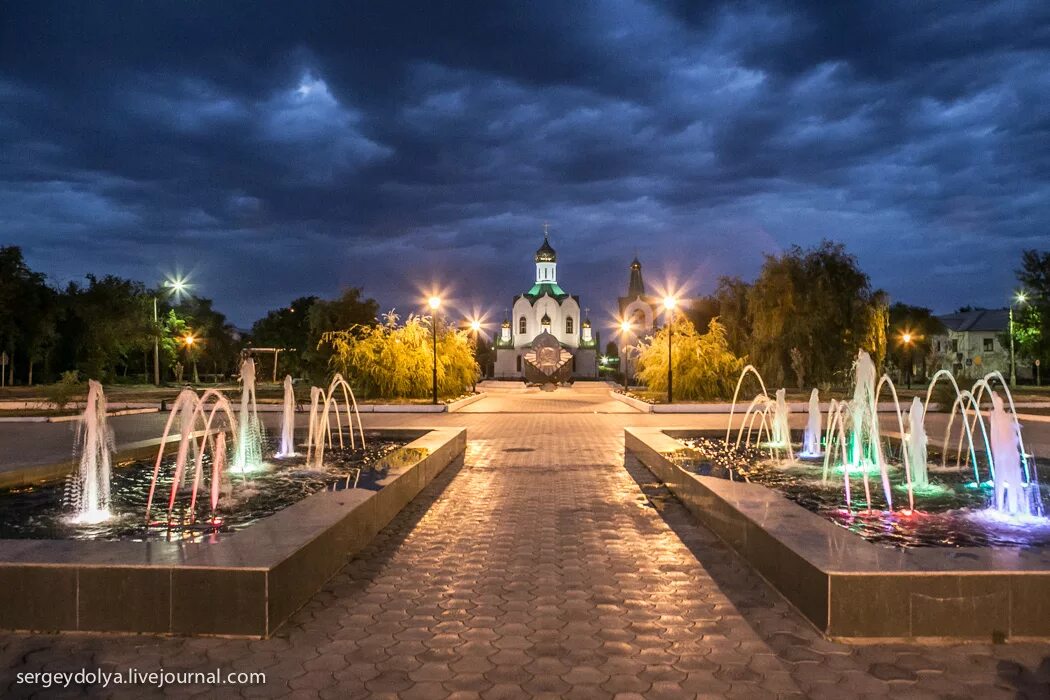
[2,2,1048,328]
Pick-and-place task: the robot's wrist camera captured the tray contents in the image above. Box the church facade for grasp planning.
[493,234,598,380]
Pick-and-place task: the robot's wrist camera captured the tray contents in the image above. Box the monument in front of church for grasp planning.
[493,231,598,383]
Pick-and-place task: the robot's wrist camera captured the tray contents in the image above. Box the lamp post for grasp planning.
[1009,291,1028,388]
[429,296,441,404]
[181,332,199,384]
[469,319,482,391]
[153,276,189,386]
[901,332,913,389]
[152,297,159,386]
[619,319,633,391]
[663,296,677,404]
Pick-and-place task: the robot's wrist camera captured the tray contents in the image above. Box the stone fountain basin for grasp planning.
[0,427,465,638]
[626,427,1050,641]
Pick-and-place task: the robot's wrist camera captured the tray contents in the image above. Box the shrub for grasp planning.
[45,370,82,409]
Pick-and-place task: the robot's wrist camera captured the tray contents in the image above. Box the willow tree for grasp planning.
[720,240,888,387]
[635,318,745,400]
[322,312,478,400]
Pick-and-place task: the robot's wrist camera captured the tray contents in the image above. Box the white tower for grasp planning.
[535,231,556,283]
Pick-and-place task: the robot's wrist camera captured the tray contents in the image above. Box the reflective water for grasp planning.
[0,435,408,542]
[673,435,1050,548]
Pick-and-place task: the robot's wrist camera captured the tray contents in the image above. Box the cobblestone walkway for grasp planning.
[1,393,1049,698]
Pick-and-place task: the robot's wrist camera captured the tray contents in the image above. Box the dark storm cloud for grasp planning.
[1,0,1048,325]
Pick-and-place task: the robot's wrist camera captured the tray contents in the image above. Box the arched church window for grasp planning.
[565,317,574,334]
[519,316,527,335]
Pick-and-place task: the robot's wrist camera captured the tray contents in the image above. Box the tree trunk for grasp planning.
[28,360,33,386]
[8,348,13,386]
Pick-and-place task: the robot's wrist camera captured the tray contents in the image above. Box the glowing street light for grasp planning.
[663,296,678,404]
[427,295,442,404]
[152,274,193,387]
[166,276,190,299]
[899,331,914,389]
[1010,290,1029,388]
[470,319,482,333]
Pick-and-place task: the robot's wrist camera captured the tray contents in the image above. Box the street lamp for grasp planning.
[1010,291,1028,388]
[900,332,913,389]
[619,319,633,391]
[180,332,199,384]
[428,296,441,404]
[468,318,482,390]
[153,275,191,386]
[663,296,677,404]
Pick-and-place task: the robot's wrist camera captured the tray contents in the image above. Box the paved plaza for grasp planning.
[1,383,1049,698]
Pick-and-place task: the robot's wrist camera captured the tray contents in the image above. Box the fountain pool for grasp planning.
[672,433,1050,548]
[0,434,409,541]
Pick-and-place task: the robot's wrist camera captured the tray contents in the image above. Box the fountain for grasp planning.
[233,357,263,472]
[800,388,822,457]
[145,387,239,524]
[771,388,791,448]
[66,380,114,524]
[904,396,929,489]
[306,374,366,470]
[716,354,1047,536]
[989,392,1036,516]
[275,374,297,458]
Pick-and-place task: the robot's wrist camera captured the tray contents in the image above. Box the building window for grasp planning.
[519,316,527,335]
[951,339,958,353]
[984,337,994,352]
[565,317,574,334]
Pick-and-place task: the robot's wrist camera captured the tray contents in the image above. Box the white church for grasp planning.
[493,232,598,380]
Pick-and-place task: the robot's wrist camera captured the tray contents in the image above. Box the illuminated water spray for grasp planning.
[800,388,822,458]
[67,380,115,524]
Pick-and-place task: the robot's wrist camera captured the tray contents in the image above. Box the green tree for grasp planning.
[1015,249,1050,373]
[635,317,745,400]
[305,288,379,381]
[887,302,945,381]
[723,241,887,388]
[250,296,318,378]
[322,312,478,399]
[59,275,153,382]
[0,247,54,385]
[713,277,751,357]
[171,295,239,381]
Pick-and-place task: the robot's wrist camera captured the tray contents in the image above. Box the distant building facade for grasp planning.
[932,308,1031,379]
[493,233,598,380]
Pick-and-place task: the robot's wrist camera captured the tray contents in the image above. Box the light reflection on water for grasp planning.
[673,436,1050,549]
[0,436,408,542]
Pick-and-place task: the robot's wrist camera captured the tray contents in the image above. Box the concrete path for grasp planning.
[0,387,1048,697]
[459,381,639,414]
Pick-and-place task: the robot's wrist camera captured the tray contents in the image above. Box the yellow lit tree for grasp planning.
[321,311,478,400]
[635,317,745,401]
